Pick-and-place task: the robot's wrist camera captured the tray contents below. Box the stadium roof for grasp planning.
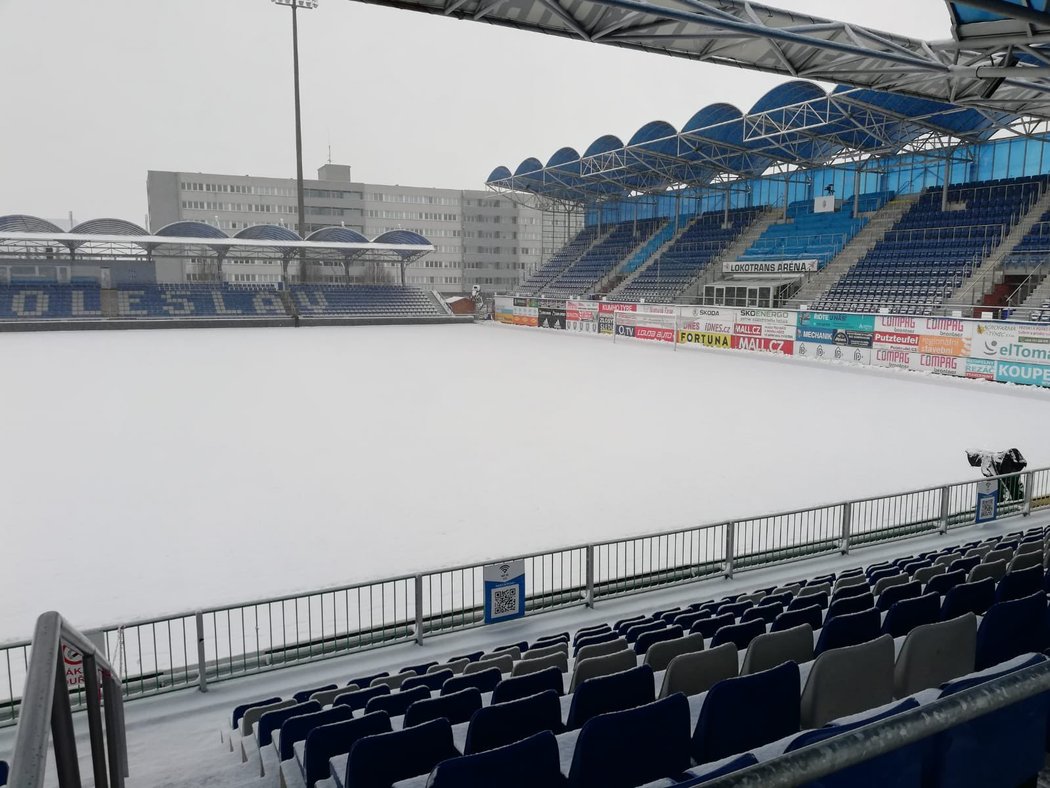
[0,216,435,261]
[486,79,1029,203]
[344,0,1050,115]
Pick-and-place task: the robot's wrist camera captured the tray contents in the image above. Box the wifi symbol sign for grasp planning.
[500,564,510,577]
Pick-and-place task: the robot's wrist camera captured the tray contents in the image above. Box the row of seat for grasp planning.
[519,225,603,294]
[541,218,667,298]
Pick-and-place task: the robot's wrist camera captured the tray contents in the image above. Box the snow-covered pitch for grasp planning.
[3,322,1048,638]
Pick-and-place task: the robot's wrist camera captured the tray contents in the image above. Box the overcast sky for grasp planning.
[0,0,953,222]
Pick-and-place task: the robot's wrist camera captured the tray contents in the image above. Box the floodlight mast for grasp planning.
[272,0,317,270]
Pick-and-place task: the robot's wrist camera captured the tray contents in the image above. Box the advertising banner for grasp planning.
[796,326,873,348]
[512,297,539,327]
[677,330,732,349]
[495,296,515,325]
[994,360,1050,387]
[964,358,996,380]
[794,341,872,365]
[615,310,676,343]
[874,316,972,357]
[538,301,566,330]
[973,322,1050,365]
[483,560,526,624]
[731,335,794,355]
[598,302,635,335]
[873,349,964,376]
[733,308,796,340]
[798,312,876,332]
[566,300,598,333]
[723,259,819,274]
[679,306,737,335]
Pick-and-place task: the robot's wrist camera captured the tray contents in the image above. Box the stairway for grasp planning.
[606,215,700,297]
[523,226,612,295]
[677,209,779,300]
[592,219,671,294]
[787,194,920,308]
[1012,269,1050,319]
[945,186,1050,310]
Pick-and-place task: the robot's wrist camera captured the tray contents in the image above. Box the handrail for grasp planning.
[9,612,127,788]
[704,657,1050,787]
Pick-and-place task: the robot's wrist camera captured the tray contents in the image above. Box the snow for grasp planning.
[2,322,1049,639]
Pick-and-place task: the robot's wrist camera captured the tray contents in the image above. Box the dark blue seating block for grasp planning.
[442,667,502,696]
[293,684,336,704]
[404,687,483,728]
[333,684,389,711]
[882,593,940,638]
[711,619,766,651]
[676,754,759,786]
[464,688,564,755]
[975,592,1048,670]
[635,625,685,655]
[346,672,388,689]
[932,654,1049,788]
[815,609,880,655]
[691,613,735,639]
[995,566,1044,603]
[305,711,391,788]
[364,685,430,719]
[402,669,454,693]
[567,694,691,788]
[789,699,923,788]
[827,593,875,618]
[400,661,439,676]
[939,579,995,620]
[491,666,564,704]
[742,603,784,625]
[258,700,320,746]
[429,731,567,788]
[278,705,354,760]
[573,630,618,655]
[567,665,656,730]
[344,717,460,788]
[692,661,800,763]
[232,696,281,728]
[876,581,922,612]
[772,605,823,633]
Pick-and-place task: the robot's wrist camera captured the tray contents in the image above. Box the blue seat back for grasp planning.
[996,566,1044,603]
[334,684,389,711]
[0,759,8,787]
[567,665,656,730]
[402,669,454,693]
[691,612,735,639]
[742,602,784,624]
[926,569,966,596]
[673,610,713,629]
[573,630,617,655]
[940,578,995,620]
[344,717,459,788]
[364,685,430,718]
[346,672,388,689]
[711,619,766,651]
[876,580,922,612]
[491,666,564,704]
[232,696,280,729]
[442,666,502,695]
[568,694,690,788]
[692,661,801,763]
[278,705,354,760]
[881,592,939,638]
[403,687,482,728]
[634,625,684,655]
[816,608,880,655]
[293,684,336,704]
[399,660,439,676]
[624,620,664,644]
[258,700,320,746]
[827,593,875,618]
[464,689,564,755]
[430,731,566,788]
[975,592,1049,670]
[304,711,391,788]
[716,600,753,619]
[773,604,823,633]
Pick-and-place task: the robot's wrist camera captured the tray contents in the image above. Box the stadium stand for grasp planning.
[0,283,101,320]
[113,284,288,318]
[612,208,762,302]
[291,284,446,318]
[221,524,1050,788]
[739,200,871,267]
[816,176,1047,313]
[518,225,604,295]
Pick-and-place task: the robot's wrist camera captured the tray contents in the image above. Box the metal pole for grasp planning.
[940,485,951,534]
[585,545,595,607]
[724,522,735,579]
[1023,470,1034,516]
[840,502,852,554]
[83,654,110,788]
[291,2,307,241]
[103,675,128,787]
[414,575,424,645]
[852,166,861,219]
[195,611,208,693]
[941,155,952,212]
[723,183,730,228]
[50,649,82,788]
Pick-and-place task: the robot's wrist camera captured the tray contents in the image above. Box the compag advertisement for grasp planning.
[494,297,1050,389]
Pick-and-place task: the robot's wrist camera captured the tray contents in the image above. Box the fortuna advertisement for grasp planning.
[566,300,599,333]
[678,330,732,349]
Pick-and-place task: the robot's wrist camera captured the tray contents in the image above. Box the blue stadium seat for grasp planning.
[363,685,429,719]
[491,666,564,704]
[573,630,618,655]
[428,731,566,788]
[567,694,691,788]
[788,592,828,611]
[232,696,281,729]
[347,672,388,689]
[691,613,735,639]
[882,593,940,638]
[441,666,502,696]
[673,610,713,629]
[710,619,766,651]
[827,593,875,618]
[939,578,995,620]
[974,592,1048,670]
[463,688,564,754]
[692,661,801,763]
[399,661,439,676]
[927,570,966,597]
[815,608,880,655]
[258,700,320,746]
[304,711,391,788]
[876,580,922,612]
[278,705,353,760]
[773,605,823,633]
[343,717,460,788]
[742,602,784,625]
[401,669,454,692]
[403,687,483,728]
[566,665,656,730]
[675,753,760,786]
[995,566,1044,603]
[634,625,685,655]
[333,684,389,711]
[293,685,336,704]
[0,759,6,787]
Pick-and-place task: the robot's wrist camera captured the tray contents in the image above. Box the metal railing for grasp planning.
[0,467,1047,727]
[8,612,128,788]
[705,656,1050,787]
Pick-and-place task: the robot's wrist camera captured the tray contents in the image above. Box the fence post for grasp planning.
[585,545,595,608]
[940,486,950,534]
[194,611,208,693]
[1023,471,1034,517]
[414,575,425,646]
[82,652,110,788]
[724,522,735,580]
[840,503,852,555]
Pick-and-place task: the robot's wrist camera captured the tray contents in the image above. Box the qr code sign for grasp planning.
[491,585,520,617]
[979,497,996,520]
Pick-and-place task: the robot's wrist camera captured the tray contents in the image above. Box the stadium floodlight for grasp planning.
[271,0,318,254]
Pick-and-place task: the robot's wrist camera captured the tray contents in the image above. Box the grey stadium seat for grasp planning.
[643,633,706,672]
[801,634,894,727]
[873,573,909,596]
[893,613,977,697]
[523,642,569,661]
[658,642,738,699]
[913,564,947,585]
[464,654,514,676]
[511,651,568,676]
[370,673,409,691]
[575,637,629,664]
[241,699,295,736]
[429,658,469,675]
[968,559,1007,585]
[741,624,814,676]
[569,649,636,693]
